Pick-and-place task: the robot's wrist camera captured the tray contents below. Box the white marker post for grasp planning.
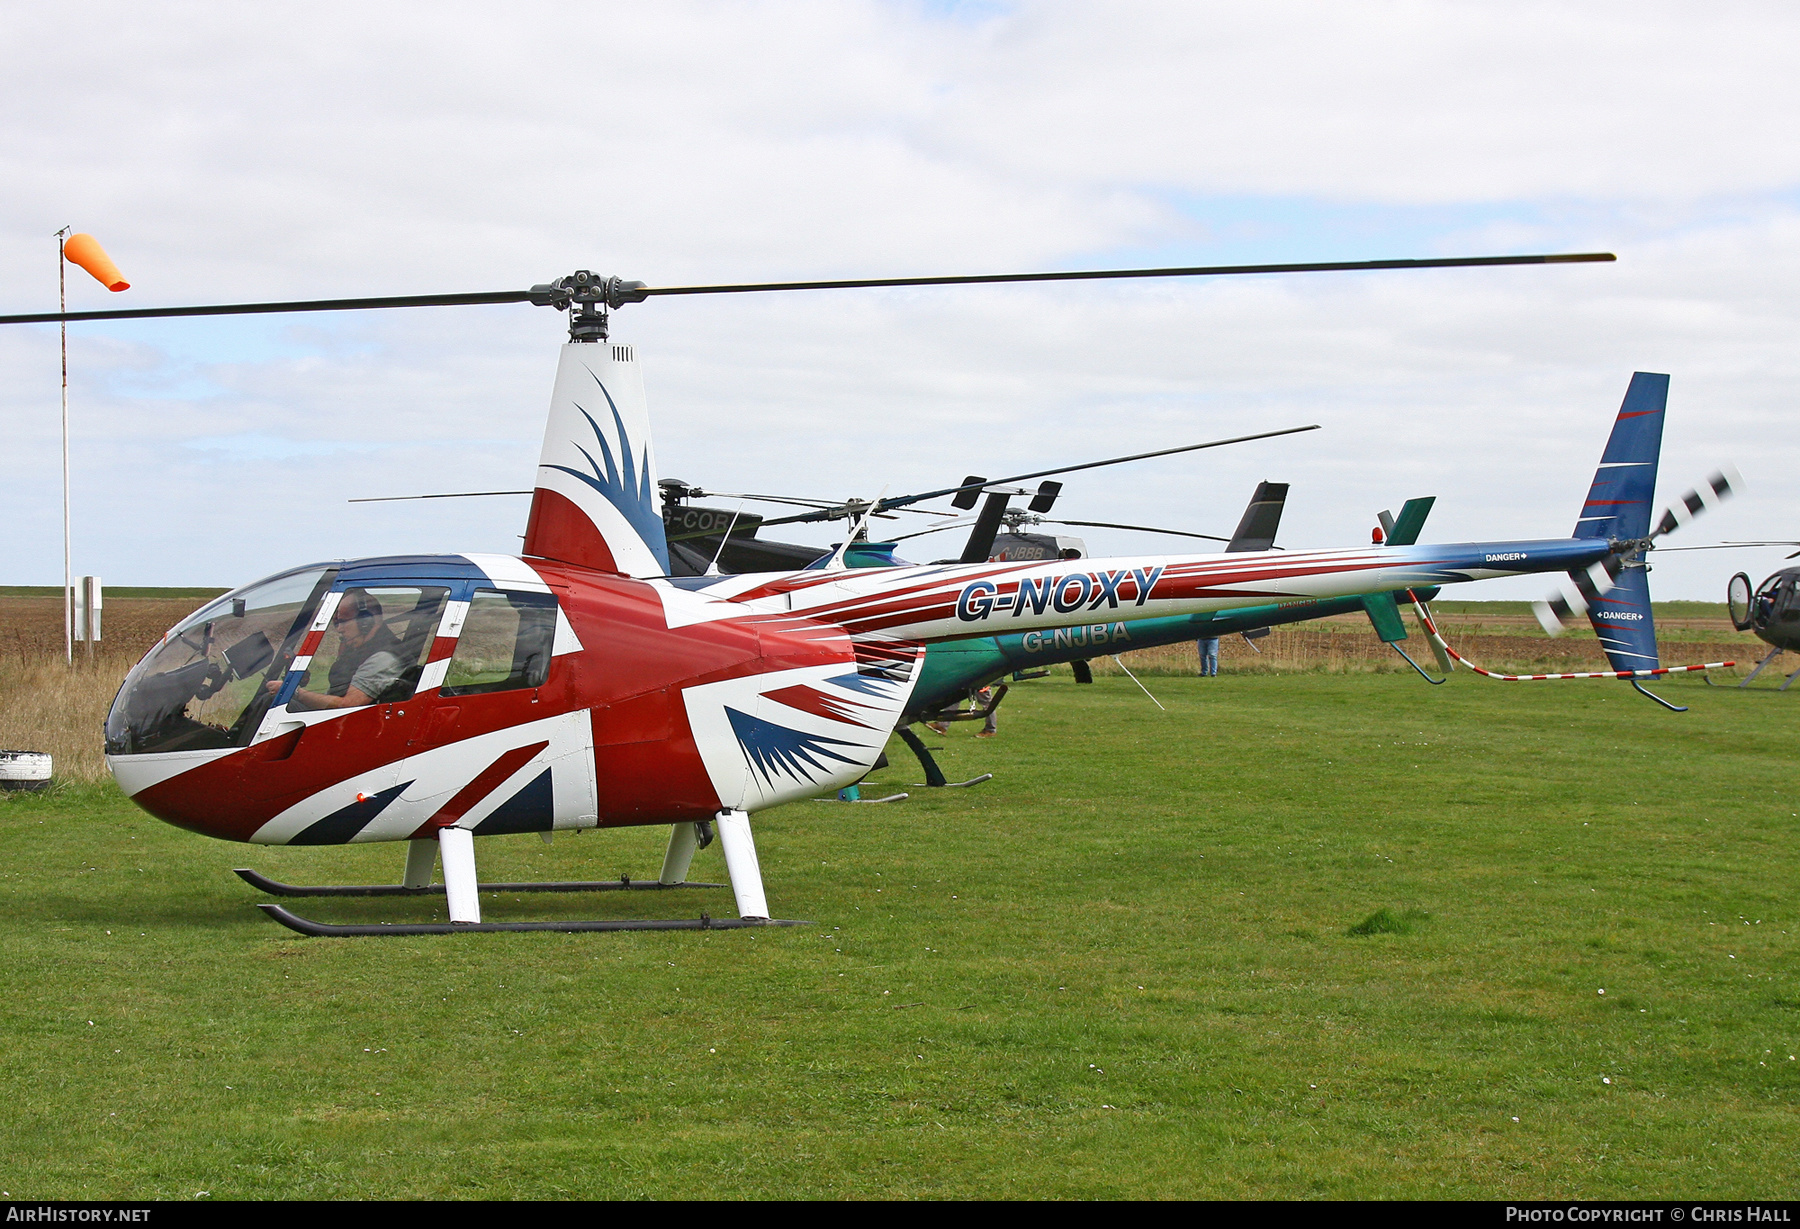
[73,576,101,659]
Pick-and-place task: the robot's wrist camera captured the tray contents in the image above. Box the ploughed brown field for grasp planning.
[0,591,1771,783]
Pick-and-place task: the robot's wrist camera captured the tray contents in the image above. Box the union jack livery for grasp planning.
[100,333,1689,932]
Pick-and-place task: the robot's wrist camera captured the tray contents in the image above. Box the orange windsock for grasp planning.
[62,234,129,292]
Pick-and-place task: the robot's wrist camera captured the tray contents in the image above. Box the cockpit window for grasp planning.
[1777,578,1800,622]
[284,586,449,711]
[105,565,337,756]
[441,590,559,696]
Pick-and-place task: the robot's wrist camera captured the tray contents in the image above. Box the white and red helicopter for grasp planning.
[9,252,1704,936]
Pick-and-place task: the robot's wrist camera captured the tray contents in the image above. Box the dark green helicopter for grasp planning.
[1726,563,1800,688]
[883,490,1444,786]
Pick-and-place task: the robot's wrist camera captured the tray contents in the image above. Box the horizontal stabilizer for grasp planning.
[1385,497,1436,547]
[1361,591,1408,643]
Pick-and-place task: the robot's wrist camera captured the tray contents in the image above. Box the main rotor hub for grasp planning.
[528,271,649,342]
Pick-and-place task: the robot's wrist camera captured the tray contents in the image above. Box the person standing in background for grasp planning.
[973,685,998,738]
[1196,637,1219,677]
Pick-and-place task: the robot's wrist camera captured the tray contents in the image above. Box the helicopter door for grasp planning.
[1728,573,1755,631]
[244,584,451,808]
[403,587,596,836]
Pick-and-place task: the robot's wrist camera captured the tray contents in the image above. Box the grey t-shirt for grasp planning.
[347,650,404,702]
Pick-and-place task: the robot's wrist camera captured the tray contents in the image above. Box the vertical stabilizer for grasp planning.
[1574,372,1666,542]
[523,342,670,577]
[1226,482,1288,552]
[1588,565,1658,672]
[1572,372,1668,672]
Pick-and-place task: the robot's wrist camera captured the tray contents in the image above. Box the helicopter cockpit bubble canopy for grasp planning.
[1752,570,1800,627]
[105,565,338,757]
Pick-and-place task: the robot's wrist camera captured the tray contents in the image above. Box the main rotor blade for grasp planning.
[885,524,970,544]
[689,491,849,510]
[1653,541,1799,552]
[886,516,1238,546]
[1041,518,1233,544]
[641,253,1616,298]
[752,424,1321,528]
[0,289,539,326]
[695,492,940,515]
[348,489,532,503]
[0,251,1614,325]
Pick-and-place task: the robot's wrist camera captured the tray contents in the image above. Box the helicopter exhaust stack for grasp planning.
[522,343,672,578]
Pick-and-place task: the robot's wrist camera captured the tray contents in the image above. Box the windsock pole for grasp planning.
[53,231,129,666]
[56,225,70,666]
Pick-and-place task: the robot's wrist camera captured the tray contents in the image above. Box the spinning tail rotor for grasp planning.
[1532,466,1740,640]
[1527,375,1739,675]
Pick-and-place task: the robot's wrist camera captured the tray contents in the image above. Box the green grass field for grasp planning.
[2,673,1795,1199]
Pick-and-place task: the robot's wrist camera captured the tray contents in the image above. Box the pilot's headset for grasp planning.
[337,589,383,635]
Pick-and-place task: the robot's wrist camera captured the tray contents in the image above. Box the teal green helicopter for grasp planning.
[867,489,1445,786]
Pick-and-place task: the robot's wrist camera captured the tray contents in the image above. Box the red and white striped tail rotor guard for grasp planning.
[1406,591,1733,682]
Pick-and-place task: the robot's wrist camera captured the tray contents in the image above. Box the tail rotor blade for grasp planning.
[1652,466,1741,539]
[1533,590,1585,637]
[1533,555,1624,636]
[1533,598,1571,637]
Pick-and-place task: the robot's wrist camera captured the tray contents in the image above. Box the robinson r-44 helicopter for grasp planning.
[7,249,1698,936]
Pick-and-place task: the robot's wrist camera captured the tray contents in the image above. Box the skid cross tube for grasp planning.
[893,724,993,788]
[1733,645,1786,688]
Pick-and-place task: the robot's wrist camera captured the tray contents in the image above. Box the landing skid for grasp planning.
[247,812,788,935]
[1735,645,1785,688]
[894,724,994,789]
[258,903,806,937]
[235,868,725,897]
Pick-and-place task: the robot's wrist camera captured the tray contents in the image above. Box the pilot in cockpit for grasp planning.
[267,589,405,710]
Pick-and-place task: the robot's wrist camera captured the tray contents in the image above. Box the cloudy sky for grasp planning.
[3,1,1796,599]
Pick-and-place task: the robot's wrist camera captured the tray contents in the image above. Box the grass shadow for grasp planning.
[1346,907,1431,937]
